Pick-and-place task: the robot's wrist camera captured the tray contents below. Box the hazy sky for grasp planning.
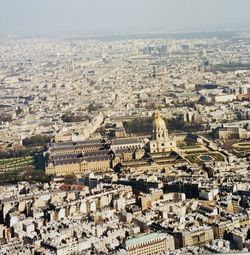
[0,0,250,36]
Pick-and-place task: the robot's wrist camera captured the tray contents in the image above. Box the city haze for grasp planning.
[1,0,250,36]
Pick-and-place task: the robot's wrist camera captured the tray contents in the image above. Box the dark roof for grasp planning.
[51,154,112,166]
[50,149,111,160]
[112,148,134,154]
[112,138,140,145]
[82,149,111,157]
[49,139,104,148]
[49,143,103,152]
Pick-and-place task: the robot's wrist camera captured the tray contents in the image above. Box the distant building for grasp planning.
[212,94,236,103]
[213,126,249,140]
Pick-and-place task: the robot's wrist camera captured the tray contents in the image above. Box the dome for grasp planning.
[153,110,166,130]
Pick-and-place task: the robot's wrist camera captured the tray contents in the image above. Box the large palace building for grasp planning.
[45,138,142,176]
[45,110,179,176]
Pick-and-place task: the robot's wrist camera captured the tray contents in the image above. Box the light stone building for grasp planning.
[150,110,176,153]
[124,232,175,255]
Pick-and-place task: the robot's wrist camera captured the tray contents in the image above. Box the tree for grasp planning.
[23,135,50,147]
[123,117,153,133]
[64,173,77,184]
[16,107,23,115]
[61,114,86,123]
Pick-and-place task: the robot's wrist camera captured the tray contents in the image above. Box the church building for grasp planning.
[150,110,176,153]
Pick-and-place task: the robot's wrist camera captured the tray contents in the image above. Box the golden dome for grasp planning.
[153,110,166,129]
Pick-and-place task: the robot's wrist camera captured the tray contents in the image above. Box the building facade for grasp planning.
[150,110,176,153]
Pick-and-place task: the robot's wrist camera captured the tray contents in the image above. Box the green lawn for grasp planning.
[185,155,200,164]
[185,150,208,155]
[236,147,250,152]
[233,143,250,152]
[0,156,34,170]
[237,143,250,147]
[185,152,224,165]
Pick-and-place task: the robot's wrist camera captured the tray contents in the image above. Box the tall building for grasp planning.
[150,110,176,153]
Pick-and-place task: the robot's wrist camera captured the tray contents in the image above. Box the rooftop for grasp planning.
[125,232,167,248]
